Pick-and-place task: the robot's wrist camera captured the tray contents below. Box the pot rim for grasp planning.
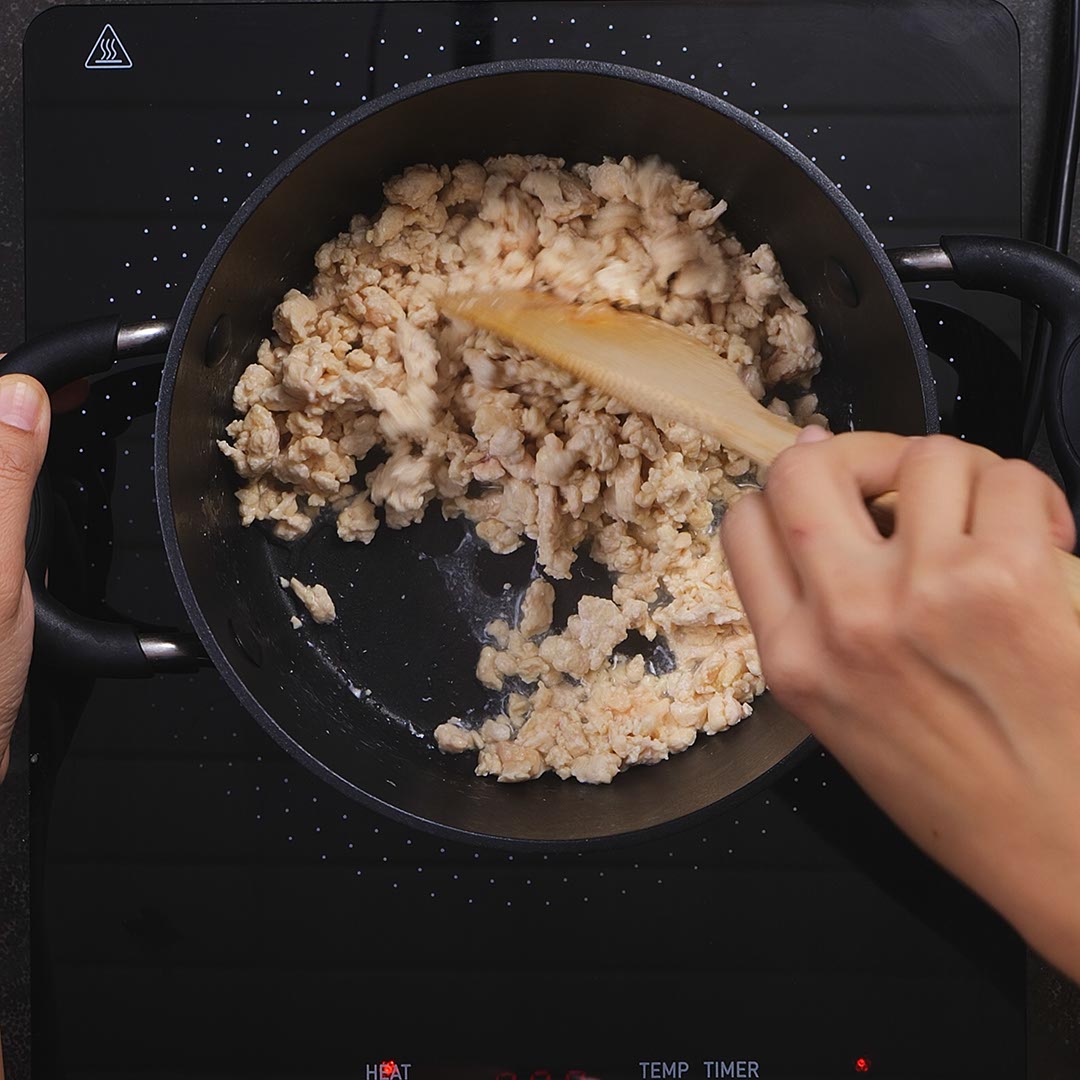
[154,58,932,849]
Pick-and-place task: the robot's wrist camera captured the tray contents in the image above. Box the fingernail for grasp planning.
[795,424,831,444]
[0,376,44,433]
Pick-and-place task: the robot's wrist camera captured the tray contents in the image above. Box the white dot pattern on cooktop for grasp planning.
[113,4,897,316]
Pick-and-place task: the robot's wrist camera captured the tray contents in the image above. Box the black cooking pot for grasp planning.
[10,61,1080,848]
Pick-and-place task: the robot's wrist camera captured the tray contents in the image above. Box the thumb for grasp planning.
[0,374,50,623]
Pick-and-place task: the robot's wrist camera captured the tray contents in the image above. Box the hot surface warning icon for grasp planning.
[85,24,132,70]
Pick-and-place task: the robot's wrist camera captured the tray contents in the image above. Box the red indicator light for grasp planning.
[382,1064,396,1079]
[854,1057,872,1074]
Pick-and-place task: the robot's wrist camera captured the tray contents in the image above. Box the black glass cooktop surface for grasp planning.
[25,3,1026,1078]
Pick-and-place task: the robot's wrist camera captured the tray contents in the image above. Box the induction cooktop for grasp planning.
[24,3,1028,1077]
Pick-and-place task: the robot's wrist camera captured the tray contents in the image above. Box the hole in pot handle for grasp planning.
[890,235,1080,525]
[910,298,1024,458]
[4,317,209,676]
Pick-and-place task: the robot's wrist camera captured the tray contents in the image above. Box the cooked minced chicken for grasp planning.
[218,154,824,783]
[288,577,337,625]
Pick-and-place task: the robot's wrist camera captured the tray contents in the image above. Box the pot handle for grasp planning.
[890,236,1080,520]
[5,317,208,676]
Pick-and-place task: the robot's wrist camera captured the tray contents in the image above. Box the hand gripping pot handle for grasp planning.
[5,317,208,676]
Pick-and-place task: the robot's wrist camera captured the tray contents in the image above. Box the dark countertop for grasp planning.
[0,3,1078,1079]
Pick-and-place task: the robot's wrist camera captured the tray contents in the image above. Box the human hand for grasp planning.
[721,428,1080,983]
[0,374,50,784]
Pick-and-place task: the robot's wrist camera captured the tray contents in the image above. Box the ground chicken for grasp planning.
[518,579,555,639]
[288,577,337,625]
[219,155,823,783]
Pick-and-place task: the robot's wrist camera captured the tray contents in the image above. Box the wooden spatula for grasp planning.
[441,288,1080,612]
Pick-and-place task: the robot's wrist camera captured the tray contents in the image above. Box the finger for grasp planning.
[763,431,908,596]
[0,355,88,417]
[0,375,50,622]
[722,490,801,638]
[970,458,1076,552]
[796,424,832,446]
[895,435,998,556]
[1049,488,1077,553]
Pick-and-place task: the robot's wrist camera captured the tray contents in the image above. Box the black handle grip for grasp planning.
[9,318,208,677]
[892,235,1080,521]
[31,590,156,676]
[4,316,122,391]
[20,474,146,674]
[940,236,1080,517]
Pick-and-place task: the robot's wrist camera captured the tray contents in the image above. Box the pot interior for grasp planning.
[164,65,930,844]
